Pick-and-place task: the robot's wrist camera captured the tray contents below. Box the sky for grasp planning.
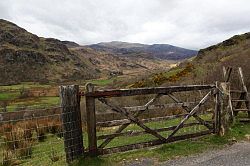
[0,0,250,49]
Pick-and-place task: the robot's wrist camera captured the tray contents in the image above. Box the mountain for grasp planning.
[94,41,146,49]
[61,41,80,48]
[88,41,198,60]
[0,19,101,84]
[128,32,250,88]
[0,19,175,85]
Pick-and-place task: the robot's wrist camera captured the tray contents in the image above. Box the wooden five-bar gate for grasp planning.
[60,84,227,162]
[82,84,223,156]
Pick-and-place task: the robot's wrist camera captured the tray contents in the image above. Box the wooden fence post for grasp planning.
[59,85,84,163]
[214,82,222,135]
[219,82,233,135]
[85,83,97,156]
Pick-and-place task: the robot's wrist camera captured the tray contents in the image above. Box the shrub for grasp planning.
[19,86,32,99]
[2,150,15,166]
[48,120,63,138]
[0,100,9,112]
[3,126,33,158]
[18,141,32,158]
[35,126,46,142]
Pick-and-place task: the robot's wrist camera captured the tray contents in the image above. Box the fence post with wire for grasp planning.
[59,85,84,163]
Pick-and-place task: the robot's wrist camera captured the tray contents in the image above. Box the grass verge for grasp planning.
[73,121,250,166]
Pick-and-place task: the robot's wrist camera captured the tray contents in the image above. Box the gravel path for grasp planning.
[123,141,250,166]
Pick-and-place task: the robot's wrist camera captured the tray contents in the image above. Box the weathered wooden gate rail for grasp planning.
[59,84,226,163]
[84,84,216,97]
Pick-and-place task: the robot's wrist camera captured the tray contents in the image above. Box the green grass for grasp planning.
[89,78,115,86]
[1,116,250,166]
[0,82,51,91]
[0,92,20,100]
[5,97,60,111]
[74,121,250,166]
[94,116,209,148]
[17,135,66,166]
[0,82,59,111]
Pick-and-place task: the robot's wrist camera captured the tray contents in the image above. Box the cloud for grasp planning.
[0,0,250,49]
[0,1,11,19]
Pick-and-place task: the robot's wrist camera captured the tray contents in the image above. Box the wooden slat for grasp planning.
[233,109,249,111]
[85,85,215,98]
[166,91,212,141]
[228,88,234,121]
[168,94,213,130]
[230,90,246,93]
[231,99,247,102]
[239,118,250,122]
[222,66,227,79]
[97,122,202,140]
[124,102,196,112]
[135,94,163,116]
[238,67,250,117]
[98,98,167,143]
[224,67,232,82]
[98,130,213,155]
[98,94,162,148]
[97,113,189,127]
[234,93,246,116]
[238,67,247,92]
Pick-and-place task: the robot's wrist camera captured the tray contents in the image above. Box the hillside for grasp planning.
[0,19,100,84]
[190,32,250,87]
[128,32,250,88]
[89,41,198,60]
[70,46,172,80]
[0,19,175,85]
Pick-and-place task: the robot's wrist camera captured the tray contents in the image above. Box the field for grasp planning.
[0,79,250,166]
[0,82,59,112]
[1,109,249,166]
[0,76,135,112]
[0,76,129,112]
[77,120,250,166]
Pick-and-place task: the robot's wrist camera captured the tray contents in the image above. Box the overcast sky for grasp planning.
[0,0,250,49]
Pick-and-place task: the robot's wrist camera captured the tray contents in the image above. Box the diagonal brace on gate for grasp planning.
[168,93,213,130]
[98,98,167,141]
[98,94,165,148]
[166,90,213,142]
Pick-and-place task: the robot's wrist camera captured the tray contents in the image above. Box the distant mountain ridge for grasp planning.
[0,19,174,84]
[127,32,250,88]
[88,41,198,60]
